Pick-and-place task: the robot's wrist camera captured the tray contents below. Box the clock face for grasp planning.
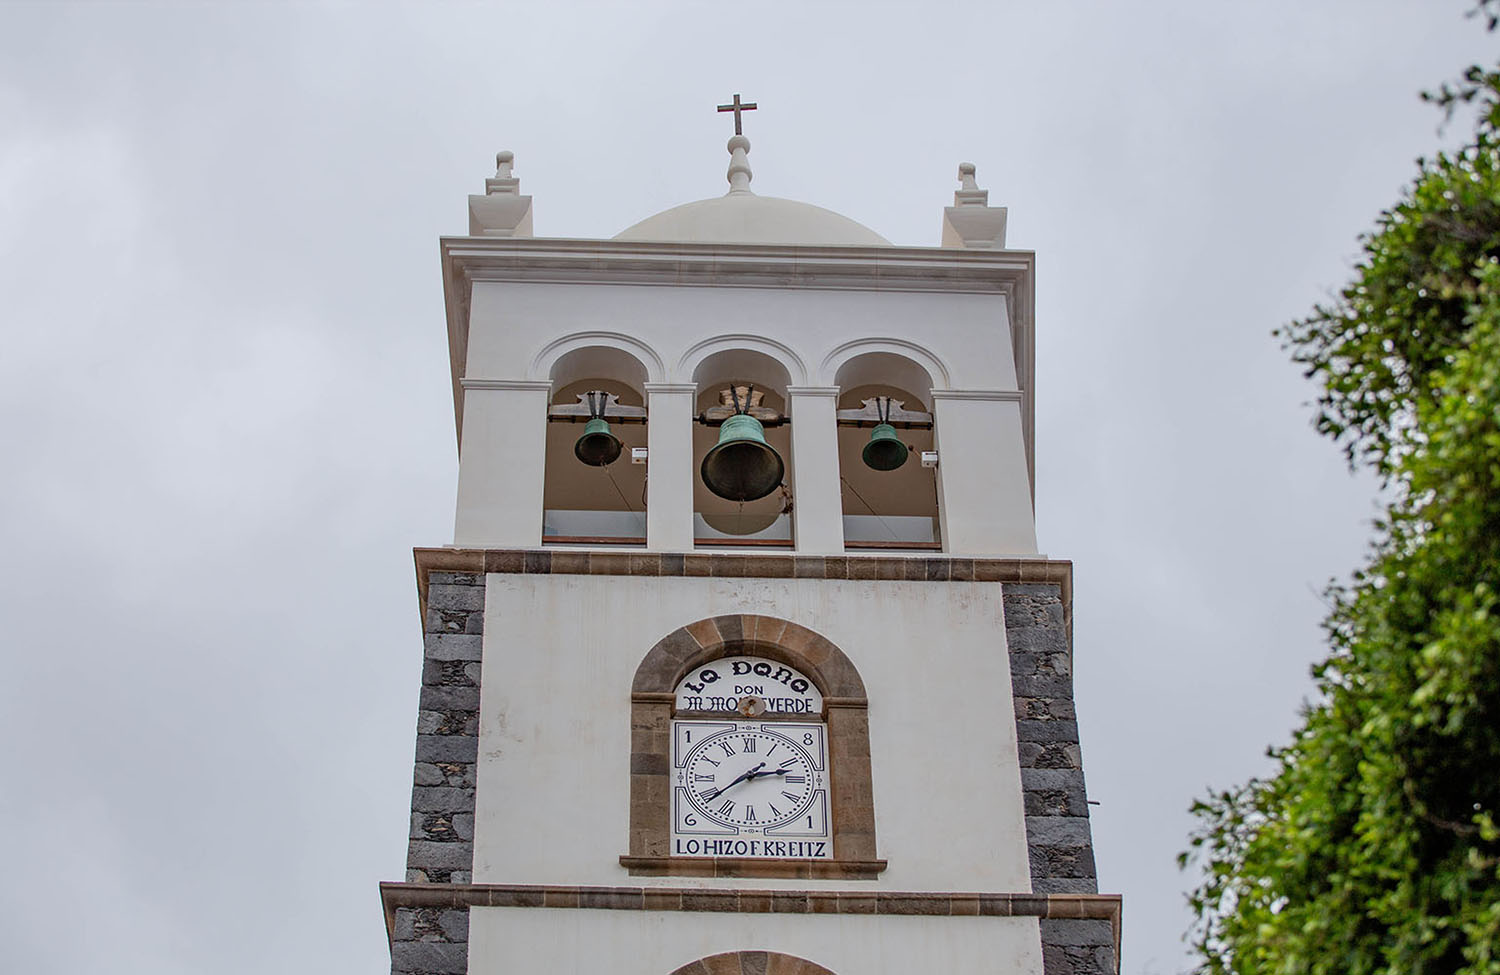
[683,728,816,828]
[670,719,832,859]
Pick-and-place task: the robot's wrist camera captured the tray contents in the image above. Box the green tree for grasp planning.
[1182,17,1500,975]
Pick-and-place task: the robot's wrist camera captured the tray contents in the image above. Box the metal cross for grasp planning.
[717,93,757,135]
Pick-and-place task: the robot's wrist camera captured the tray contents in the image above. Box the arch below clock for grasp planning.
[631,614,866,701]
[625,614,881,874]
[666,951,838,975]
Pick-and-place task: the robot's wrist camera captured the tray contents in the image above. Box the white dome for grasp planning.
[615,192,889,247]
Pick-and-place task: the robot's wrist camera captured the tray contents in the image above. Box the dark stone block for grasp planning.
[410,786,475,812]
[427,585,484,611]
[1026,816,1094,846]
[423,634,483,661]
[390,941,469,975]
[419,686,481,712]
[416,735,479,763]
[1017,719,1079,743]
[1040,918,1115,947]
[406,839,473,869]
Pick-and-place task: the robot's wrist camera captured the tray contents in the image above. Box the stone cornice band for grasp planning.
[381,882,1120,951]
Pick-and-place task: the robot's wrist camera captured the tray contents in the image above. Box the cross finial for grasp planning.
[717,93,757,135]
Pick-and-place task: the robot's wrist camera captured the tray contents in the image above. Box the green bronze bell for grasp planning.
[862,422,909,471]
[701,412,785,502]
[574,416,623,466]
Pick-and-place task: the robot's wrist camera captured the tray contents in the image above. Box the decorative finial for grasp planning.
[726,134,753,194]
[494,150,514,179]
[953,162,989,207]
[716,93,757,136]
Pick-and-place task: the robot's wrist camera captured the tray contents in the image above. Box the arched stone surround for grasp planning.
[668,951,837,975]
[623,614,884,879]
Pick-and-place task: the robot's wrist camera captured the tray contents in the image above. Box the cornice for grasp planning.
[458,378,554,391]
[380,882,1121,958]
[928,388,1024,402]
[440,235,1036,296]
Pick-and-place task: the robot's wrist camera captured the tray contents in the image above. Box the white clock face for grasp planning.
[670,719,832,859]
[683,728,816,828]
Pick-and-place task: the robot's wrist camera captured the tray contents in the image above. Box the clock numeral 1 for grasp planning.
[742,738,756,753]
[765,742,778,758]
[717,799,735,817]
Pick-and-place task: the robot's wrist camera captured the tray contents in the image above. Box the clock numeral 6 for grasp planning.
[683,814,697,826]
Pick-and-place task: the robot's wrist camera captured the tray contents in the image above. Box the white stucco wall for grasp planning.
[472,573,1031,893]
[466,907,1044,975]
[466,282,1015,390]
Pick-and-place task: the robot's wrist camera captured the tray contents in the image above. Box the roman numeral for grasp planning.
[742,738,756,753]
[779,758,797,768]
[769,803,782,818]
[746,806,758,822]
[781,790,799,802]
[785,775,806,784]
[765,742,779,758]
[718,741,736,757]
[717,799,735,817]
[702,757,720,767]
[694,774,715,782]
[700,789,719,801]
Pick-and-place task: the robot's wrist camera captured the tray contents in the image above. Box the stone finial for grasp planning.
[954,162,989,207]
[941,160,1006,249]
[486,150,521,196]
[470,149,533,237]
[726,134,753,194]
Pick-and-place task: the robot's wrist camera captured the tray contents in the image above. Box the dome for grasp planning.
[616,193,889,246]
[614,133,889,247]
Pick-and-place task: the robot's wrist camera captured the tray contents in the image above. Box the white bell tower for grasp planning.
[382,100,1120,975]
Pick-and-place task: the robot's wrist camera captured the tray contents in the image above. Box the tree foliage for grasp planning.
[1182,26,1500,975]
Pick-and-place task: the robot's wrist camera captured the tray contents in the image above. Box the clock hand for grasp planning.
[744,767,789,781]
[709,762,765,798]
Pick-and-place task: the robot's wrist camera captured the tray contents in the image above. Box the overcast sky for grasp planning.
[1,2,1494,972]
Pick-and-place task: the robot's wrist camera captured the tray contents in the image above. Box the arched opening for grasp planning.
[691,349,795,548]
[542,346,650,545]
[833,352,940,550]
[667,951,838,975]
[624,614,883,879]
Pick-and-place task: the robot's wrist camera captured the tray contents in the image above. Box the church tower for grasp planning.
[381,100,1120,975]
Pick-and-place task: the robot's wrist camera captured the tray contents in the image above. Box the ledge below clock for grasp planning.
[619,855,888,880]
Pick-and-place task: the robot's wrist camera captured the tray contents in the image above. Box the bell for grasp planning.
[701,413,785,502]
[861,423,909,471]
[574,416,623,466]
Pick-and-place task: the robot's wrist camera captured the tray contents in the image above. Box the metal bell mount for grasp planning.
[573,390,623,466]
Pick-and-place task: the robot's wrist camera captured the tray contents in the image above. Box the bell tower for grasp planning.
[381,105,1120,975]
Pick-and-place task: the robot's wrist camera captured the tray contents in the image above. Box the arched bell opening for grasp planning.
[690,349,794,547]
[542,347,650,545]
[833,353,940,550]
